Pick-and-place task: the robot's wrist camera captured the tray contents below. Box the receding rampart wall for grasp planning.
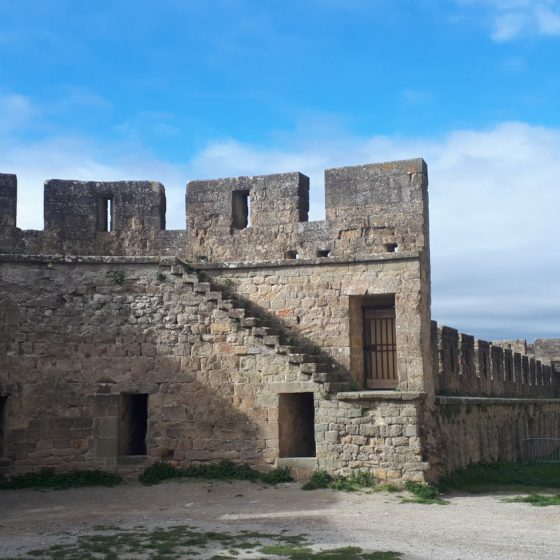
[431,322,558,398]
[432,398,560,475]
[430,324,560,477]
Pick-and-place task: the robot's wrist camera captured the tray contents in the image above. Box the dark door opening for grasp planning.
[364,303,398,389]
[279,393,316,457]
[0,396,6,457]
[119,394,148,456]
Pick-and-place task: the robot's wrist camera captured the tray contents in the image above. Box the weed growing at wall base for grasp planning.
[302,470,376,491]
[402,481,448,505]
[139,460,293,485]
[302,471,448,504]
[0,468,122,490]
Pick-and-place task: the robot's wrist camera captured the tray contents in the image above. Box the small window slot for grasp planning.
[98,196,114,232]
[284,250,299,260]
[232,190,250,230]
[316,249,331,258]
[384,243,398,253]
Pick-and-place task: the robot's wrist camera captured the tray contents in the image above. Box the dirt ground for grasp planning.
[0,480,558,559]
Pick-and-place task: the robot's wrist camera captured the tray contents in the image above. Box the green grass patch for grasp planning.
[303,470,405,494]
[372,483,401,493]
[302,470,376,492]
[14,525,401,560]
[139,459,293,485]
[439,461,560,493]
[0,468,122,490]
[401,481,449,505]
[505,494,560,506]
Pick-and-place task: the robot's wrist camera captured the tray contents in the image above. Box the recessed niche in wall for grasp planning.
[284,250,299,260]
[119,394,148,456]
[279,392,316,458]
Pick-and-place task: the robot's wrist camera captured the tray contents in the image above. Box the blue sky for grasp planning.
[1,0,560,341]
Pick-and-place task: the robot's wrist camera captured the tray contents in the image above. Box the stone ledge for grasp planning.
[195,251,421,270]
[0,251,421,269]
[436,395,560,405]
[0,254,177,265]
[117,455,151,467]
[276,457,318,469]
[337,390,425,402]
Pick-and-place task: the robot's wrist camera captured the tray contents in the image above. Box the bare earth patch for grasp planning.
[0,480,558,559]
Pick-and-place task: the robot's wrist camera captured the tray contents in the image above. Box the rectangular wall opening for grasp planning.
[350,294,397,389]
[232,190,250,230]
[279,393,316,458]
[0,396,6,457]
[119,394,148,456]
[97,196,114,232]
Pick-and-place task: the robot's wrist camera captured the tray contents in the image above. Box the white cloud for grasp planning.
[458,0,560,40]
[2,110,560,340]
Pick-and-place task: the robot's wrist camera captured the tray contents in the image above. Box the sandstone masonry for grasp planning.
[0,159,559,481]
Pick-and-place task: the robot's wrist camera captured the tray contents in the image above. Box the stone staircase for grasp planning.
[169,260,344,390]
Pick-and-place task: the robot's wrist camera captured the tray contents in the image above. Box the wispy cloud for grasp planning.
[0,94,38,133]
[458,0,560,41]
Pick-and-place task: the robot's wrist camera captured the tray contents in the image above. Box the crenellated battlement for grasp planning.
[186,158,428,262]
[0,158,428,262]
[432,322,559,398]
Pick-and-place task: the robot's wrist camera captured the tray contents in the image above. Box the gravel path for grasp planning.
[0,480,558,559]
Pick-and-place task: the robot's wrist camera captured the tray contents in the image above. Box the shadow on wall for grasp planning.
[0,263,282,472]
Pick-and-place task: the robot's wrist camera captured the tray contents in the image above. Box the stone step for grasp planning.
[229,308,246,320]
[288,353,320,365]
[194,282,211,293]
[312,371,340,383]
[329,381,352,393]
[252,326,278,337]
[276,345,299,355]
[240,317,259,328]
[300,362,330,375]
[263,335,280,347]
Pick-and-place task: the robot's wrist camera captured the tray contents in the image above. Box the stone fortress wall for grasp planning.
[432,324,556,398]
[1,159,559,481]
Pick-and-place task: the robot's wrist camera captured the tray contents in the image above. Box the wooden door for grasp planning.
[364,307,398,389]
